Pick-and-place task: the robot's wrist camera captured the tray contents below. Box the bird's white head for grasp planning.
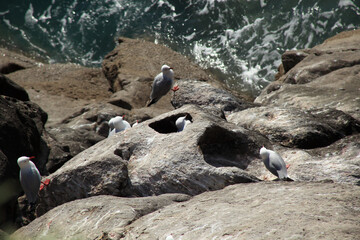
[112,115,126,129]
[161,65,173,72]
[17,156,34,169]
[259,146,269,159]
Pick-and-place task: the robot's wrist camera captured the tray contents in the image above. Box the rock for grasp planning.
[45,127,105,173]
[107,75,148,109]
[0,96,48,180]
[313,29,360,52]
[256,29,360,121]
[7,63,112,126]
[282,51,360,85]
[0,48,39,74]
[56,102,150,138]
[36,142,128,216]
[13,194,190,240]
[0,229,9,240]
[245,133,360,183]
[0,96,49,233]
[36,105,264,216]
[171,79,257,116]
[101,37,227,116]
[119,182,360,240]
[281,49,309,73]
[107,74,153,110]
[0,74,29,101]
[227,107,360,149]
[8,63,111,101]
[122,105,262,197]
[102,37,214,92]
[276,134,360,185]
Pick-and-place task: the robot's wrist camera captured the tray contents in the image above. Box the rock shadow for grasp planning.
[198,125,253,169]
[149,113,192,134]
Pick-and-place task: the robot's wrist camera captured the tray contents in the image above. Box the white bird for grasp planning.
[175,114,192,132]
[259,147,293,181]
[108,115,131,137]
[147,64,176,107]
[17,156,41,204]
[132,120,139,127]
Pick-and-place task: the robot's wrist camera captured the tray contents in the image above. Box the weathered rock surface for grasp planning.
[36,143,128,216]
[245,134,360,184]
[120,182,360,240]
[280,134,360,185]
[0,48,39,74]
[256,29,360,121]
[11,182,360,240]
[6,63,117,173]
[171,79,257,116]
[3,29,360,240]
[13,194,191,240]
[45,127,105,173]
[228,107,360,149]
[36,105,264,216]
[101,37,224,116]
[102,37,214,92]
[8,63,112,126]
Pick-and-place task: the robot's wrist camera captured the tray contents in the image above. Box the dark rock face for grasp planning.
[0,96,48,180]
[0,74,29,101]
[198,125,258,169]
[0,95,49,233]
[281,50,309,73]
[45,127,105,173]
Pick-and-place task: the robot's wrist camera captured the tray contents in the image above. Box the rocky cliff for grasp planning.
[0,30,359,239]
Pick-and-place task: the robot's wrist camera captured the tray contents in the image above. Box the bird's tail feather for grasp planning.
[146,99,157,107]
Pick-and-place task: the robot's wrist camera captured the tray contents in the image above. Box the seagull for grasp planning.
[259,147,293,181]
[147,64,178,107]
[132,120,139,127]
[108,115,131,137]
[17,156,41,204]
[175,114,193,132]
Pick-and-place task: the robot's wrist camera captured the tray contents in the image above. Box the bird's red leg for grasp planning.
[40,178,51,191]
[171,85,179,92]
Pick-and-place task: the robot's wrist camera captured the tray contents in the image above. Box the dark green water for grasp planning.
[1,0,359,96]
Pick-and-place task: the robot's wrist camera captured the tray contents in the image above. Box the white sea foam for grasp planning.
[25,3,38,27]
[338,0,357,8]
[0,10,9,16]
[192,42,227,72]
[2,0,360,96]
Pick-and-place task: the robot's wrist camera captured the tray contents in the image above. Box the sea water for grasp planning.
[1,0,359,96]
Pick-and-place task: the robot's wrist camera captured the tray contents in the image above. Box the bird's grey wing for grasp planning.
[150,74,173,101]
[263,157,279,177]
[20,167,41,203]
[269,152,288,179]
[124,121,131,129]
[108,128,116,137]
